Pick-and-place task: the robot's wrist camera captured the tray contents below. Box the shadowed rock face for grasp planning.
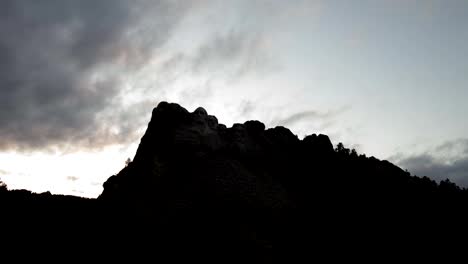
[1,102,468,260]
[95,102,468,259]
[100,102,335,210]
[99,102,467,213]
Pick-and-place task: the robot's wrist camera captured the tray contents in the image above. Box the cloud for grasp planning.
[152,30,274,86]
[392,138,468,187]
[0,0,191,152]
[191,31,274,80]
[273,111,325,127]
[0,0,279,153]
[66,176,79,182]
[238,100,256,118]
[271,106,348,127]
[434,138,468,156]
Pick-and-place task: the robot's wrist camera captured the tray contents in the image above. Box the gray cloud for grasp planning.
[72,189,84,194]
[392,138,468,187]
[135,30,275,115]
[0,0,279,153]
[238,100,256,118]
[0,0,190,152]
[273,111,325,127]
[435,138,468,156]
[271,106,348,128]
[154,30,274,86]
[191,31,274,80]
[66,176,79,182]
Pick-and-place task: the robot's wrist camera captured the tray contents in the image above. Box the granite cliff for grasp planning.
[1,102,467,261]
[100,102,336,209]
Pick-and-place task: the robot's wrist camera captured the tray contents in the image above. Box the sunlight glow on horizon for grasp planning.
[1,0,468,194]
[0,144,138,198]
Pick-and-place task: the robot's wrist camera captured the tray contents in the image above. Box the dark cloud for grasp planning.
[66,176,79,182]
[0,1,278,153]
[393,139,468,187]
[0,0,190,152]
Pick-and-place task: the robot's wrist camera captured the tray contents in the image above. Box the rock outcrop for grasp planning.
[1,101,468,261]
[100,102,335,211]
[100,102,465,217]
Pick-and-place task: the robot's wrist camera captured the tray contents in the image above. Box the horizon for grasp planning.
[1,0,468,197]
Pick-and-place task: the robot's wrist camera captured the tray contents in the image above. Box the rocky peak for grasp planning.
[303,133,334,154]
[100,102,334,205]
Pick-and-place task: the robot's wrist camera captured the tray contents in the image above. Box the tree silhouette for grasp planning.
[335,142,345,153]
[439,178,460,192]
[335,142,351,155]
[1,101,468,259]
[125,158,132,167]
[0,179,6,192]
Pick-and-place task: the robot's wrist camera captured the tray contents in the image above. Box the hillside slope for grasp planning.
[1,101,466,260]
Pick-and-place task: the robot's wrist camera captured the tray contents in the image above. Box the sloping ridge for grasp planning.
[99,102,336,207]
[94,102,468,257]
[1,101,467,259]
[100,101,467,214]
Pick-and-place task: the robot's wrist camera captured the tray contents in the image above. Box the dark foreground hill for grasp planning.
[1,102,467,260]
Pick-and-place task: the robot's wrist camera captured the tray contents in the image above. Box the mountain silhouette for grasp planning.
[1,101,467,260]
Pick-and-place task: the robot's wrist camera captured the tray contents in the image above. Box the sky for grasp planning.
[1,0,468,197]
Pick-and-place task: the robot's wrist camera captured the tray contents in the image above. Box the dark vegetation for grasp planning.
[1,102,466,260]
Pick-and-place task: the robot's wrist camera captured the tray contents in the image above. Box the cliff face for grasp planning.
[1,102,467,260]
[100,102,335,210]
[98,102,468,255]
[99,101,466,216]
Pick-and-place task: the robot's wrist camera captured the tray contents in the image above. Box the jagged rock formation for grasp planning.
[97,102,468,254]
[100,102,335,210]
[100,102,468,213]
[1,101,467,260]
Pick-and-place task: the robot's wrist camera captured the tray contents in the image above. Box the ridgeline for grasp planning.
[1,102,465,260]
